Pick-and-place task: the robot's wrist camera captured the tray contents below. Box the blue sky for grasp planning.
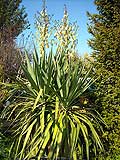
[20,0,97,55]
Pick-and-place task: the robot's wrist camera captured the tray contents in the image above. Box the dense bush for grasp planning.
[87,0,120,158]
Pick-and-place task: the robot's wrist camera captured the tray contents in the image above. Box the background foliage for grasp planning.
[0,0,29,159]
[87,0,120,159]
[0,0,29,40]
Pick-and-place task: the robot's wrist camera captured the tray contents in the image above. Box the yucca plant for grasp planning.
[1,47,104,160]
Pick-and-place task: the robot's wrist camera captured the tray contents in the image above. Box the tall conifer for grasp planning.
[0,0,29,40]
[88,0,120,158]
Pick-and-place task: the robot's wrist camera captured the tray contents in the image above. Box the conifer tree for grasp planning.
[0,0,29,40]
[87,0,120,158]
[0,0,29,83]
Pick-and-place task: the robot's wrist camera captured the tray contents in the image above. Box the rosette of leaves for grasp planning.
[1,47,104,160]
